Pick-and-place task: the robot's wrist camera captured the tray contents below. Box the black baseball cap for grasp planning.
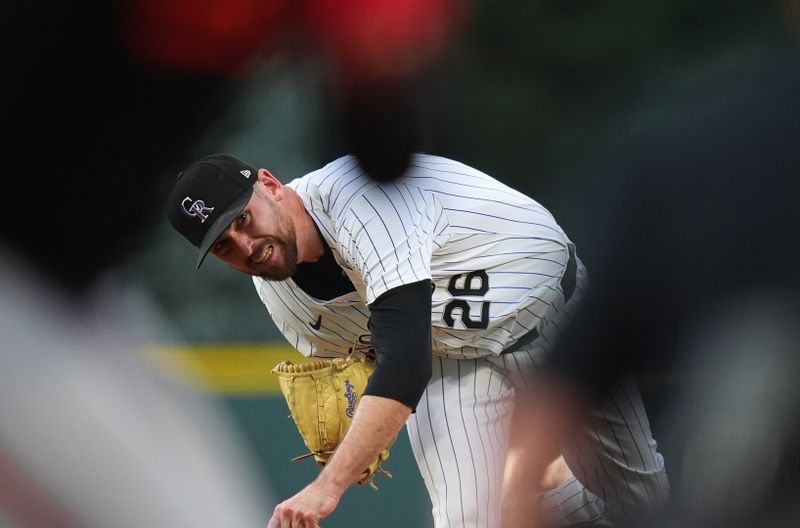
[166,153,258,268]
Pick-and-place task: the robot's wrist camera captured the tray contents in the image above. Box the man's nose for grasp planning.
[231,233,254,256]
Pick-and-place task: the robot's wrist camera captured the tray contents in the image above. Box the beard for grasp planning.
[256,236,298,281]
[237,191,301,280]
[247,215,298,281]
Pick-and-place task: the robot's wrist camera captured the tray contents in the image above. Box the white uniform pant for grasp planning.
[406,264,669,527]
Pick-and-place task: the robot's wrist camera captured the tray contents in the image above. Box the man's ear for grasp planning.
[257,168,283,199]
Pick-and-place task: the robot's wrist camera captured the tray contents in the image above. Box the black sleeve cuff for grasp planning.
[363,280,433,410]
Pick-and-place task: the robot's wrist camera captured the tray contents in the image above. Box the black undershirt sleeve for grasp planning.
[363,279,433,410]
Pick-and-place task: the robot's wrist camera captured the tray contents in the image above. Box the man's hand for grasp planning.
[267,480,339,528]
[268,395,412,527]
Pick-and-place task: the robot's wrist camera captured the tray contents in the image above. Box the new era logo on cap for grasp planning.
[166,153,258,268]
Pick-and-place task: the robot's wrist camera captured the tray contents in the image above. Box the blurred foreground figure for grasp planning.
[503,3,800,527]
[2,1,275,525]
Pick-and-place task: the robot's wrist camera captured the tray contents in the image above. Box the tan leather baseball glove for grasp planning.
[272,356,393,489]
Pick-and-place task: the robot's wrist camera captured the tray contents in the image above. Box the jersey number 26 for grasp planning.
[442,271,490,330]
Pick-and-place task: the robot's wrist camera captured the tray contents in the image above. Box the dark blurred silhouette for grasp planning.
[504,2,800,527]
[301,0,467,181]
[2,2,280,525]
[5,1,233,290]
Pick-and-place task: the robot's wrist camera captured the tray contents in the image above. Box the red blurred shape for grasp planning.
[120,0,291,75]
[303,0,467,81]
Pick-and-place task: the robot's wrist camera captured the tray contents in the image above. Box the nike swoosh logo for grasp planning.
[309,315,322,330]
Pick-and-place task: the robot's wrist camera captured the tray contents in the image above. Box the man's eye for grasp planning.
[237,212,248,226]
[213,239,228,252]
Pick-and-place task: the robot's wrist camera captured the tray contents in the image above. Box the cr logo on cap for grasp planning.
[181,197,215,223]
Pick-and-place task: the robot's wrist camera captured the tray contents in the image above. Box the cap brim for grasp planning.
[196,187,254,268]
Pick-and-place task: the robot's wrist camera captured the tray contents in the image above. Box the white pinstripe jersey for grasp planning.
[253,154,574,360]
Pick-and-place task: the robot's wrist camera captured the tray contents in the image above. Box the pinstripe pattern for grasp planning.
[250,155,668,526]
[408,356,513,528]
